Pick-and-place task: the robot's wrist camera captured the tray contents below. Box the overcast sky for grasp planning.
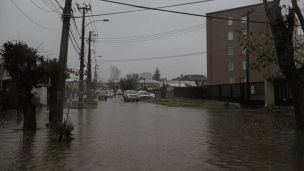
[0,0,292,81]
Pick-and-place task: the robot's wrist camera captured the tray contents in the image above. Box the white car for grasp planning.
[124,90,139,102]
[149,92,155,98]
[138,91,151,99]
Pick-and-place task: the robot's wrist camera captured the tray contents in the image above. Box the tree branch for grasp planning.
[292,0,304,34]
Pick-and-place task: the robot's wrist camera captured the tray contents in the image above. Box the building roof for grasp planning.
[160,81,197,87]
[137,80,159,84]
[181,75,207,82]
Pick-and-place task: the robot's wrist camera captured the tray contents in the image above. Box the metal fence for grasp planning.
[174,82,265,104]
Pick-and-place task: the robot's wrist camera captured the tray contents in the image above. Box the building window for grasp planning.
[228,32,233,40]
[228,17,233,25]
[241,76,246,83]
[228,62,234,70]
[229,77,234,84]
[242,45,246,54]
[241,16,247,23]
[228,47,233,55]
[242,61,247,70]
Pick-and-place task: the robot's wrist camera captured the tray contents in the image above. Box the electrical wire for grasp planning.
[94,26,204,43]
[94,23,205,40]
[30,0,56,12]
[94,52,206,63]
[11,0,62,30]
[72,0,213,18]
[98,0,269,24]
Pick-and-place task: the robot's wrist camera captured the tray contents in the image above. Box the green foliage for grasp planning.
[235,26,277,72]
[0,41,45,88]
[152,68,161,81]
[141,98,239,108]
[51,118,74,142]
[65,100,98,109]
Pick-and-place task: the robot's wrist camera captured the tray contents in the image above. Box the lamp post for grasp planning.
[77,14,108,109]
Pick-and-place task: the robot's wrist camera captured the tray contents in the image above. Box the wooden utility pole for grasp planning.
[242,8,255,101]
[77,4,91,109]
[55,0,72,122]
[86,31,93,103]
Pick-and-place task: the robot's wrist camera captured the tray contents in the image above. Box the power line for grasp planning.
[72,0,213,18]
[94,23,205,40]
[11,0,62,30]
[30,0,56,12]
[98,0,269,24]
[94,26,205,43]
[94,52,206,63]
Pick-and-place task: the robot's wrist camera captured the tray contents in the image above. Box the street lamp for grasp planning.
[78,17,108,108]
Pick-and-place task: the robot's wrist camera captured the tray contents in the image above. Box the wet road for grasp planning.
[0,97,304,171]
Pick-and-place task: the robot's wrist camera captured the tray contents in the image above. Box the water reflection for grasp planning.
[206,109,304,171]
[0,99,304,171]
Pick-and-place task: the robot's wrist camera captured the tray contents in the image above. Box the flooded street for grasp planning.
[0,97,303,171]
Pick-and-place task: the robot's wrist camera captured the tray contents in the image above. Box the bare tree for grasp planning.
[108,65,121,94]
[120,73,139,91]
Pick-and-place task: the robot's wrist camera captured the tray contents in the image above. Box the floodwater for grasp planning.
[0,97,303,171]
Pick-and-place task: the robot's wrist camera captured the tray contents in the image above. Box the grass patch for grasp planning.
[141,98,240,108]
[51,118,74,142]
[64,100,98,109]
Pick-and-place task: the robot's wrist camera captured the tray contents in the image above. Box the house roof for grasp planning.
[181,75,207,82]
[137,80,159,84]
[160,81,197,87]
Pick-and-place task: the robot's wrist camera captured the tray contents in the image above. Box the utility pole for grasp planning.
[86,31,94,103]
[77,3,91,109]
[55,0,72,122]
[242,8,255,101]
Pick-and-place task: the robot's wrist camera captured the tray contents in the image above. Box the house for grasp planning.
[206,2,278,85]
[159,81,197,91]
[180,75,207,86]
[136,80,159,90]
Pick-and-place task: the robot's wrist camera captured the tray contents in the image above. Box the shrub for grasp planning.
[51,118,74,142]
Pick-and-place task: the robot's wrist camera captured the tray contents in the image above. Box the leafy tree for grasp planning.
[152,68,161,81]
[236,0,304,129]
[0,41,45,131]
[119,73,139,91]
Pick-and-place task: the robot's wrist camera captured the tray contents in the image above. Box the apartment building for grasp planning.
[206,3,278,85]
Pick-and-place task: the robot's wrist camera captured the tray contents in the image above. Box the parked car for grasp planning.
[98,91,107,100]
[138,91,151,99]
[124,90,139,102]
[117,90,123,95]
[106,90,114,98]
[149,92,155,98]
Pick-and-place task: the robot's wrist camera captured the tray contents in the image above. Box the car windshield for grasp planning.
[128,91,137,94]
[142,92,150,95]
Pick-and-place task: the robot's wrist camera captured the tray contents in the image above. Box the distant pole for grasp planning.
[77,3,91,109]
[55,0,72,122]
[242,8,255,101]
[87,31,93,102]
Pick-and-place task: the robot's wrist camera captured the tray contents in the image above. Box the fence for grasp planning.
[174,82,265,104]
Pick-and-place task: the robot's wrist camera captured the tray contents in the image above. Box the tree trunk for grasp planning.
[20,88,36,131]
[288,77,304,129]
